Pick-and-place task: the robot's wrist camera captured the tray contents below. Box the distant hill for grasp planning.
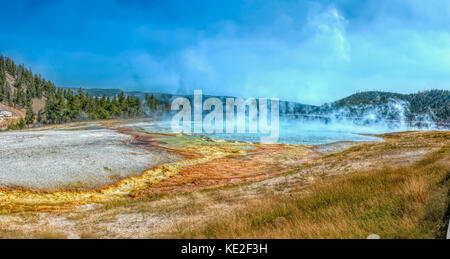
[63,87,176,104]
[63,87,319,116]
[328,90,450,124]
[66,87,449,127]
[1,55,449,130]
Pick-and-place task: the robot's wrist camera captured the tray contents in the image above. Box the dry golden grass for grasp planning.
[0,131,448,239]
[174,143,450,239]
[0,229,67,239]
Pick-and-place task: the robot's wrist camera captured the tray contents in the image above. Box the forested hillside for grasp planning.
[0,56,159,129]
[1,55,448,130]
[333,90,450,123]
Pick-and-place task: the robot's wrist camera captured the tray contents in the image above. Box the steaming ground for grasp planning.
[0,125,178,190]
[142,120,383,145]
[0,116,439,191]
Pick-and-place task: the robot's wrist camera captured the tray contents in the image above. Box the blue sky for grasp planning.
[1,0,450,104]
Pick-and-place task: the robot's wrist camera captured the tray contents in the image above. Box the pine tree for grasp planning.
[37,110,43,123]
[7,90,12,107]
[145,93,159,112]
[0,83,4,102]
[25,105,35,125]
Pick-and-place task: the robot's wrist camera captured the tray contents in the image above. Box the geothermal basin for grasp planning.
[0,119,385,195]
[0,119,403,213]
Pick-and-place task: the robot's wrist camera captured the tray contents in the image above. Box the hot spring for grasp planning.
[141,120,392,145]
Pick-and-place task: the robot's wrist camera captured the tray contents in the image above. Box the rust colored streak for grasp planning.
[129,145,316,198]
[128,135,170,152]
[117,128,203,159]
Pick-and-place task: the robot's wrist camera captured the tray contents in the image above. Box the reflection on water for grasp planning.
[142,120,384,145]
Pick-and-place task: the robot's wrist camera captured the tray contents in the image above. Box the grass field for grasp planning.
[172,135,450,239]
[0,131,449,239]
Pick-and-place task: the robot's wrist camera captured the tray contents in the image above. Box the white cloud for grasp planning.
[26,1,449,104]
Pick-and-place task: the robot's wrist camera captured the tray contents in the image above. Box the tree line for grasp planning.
[0,55,161,130]
[334,90,450,123]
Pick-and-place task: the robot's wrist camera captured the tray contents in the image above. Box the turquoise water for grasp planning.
[142,120,383,145]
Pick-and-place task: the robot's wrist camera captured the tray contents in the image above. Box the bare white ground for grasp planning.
[0,129,176,190]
